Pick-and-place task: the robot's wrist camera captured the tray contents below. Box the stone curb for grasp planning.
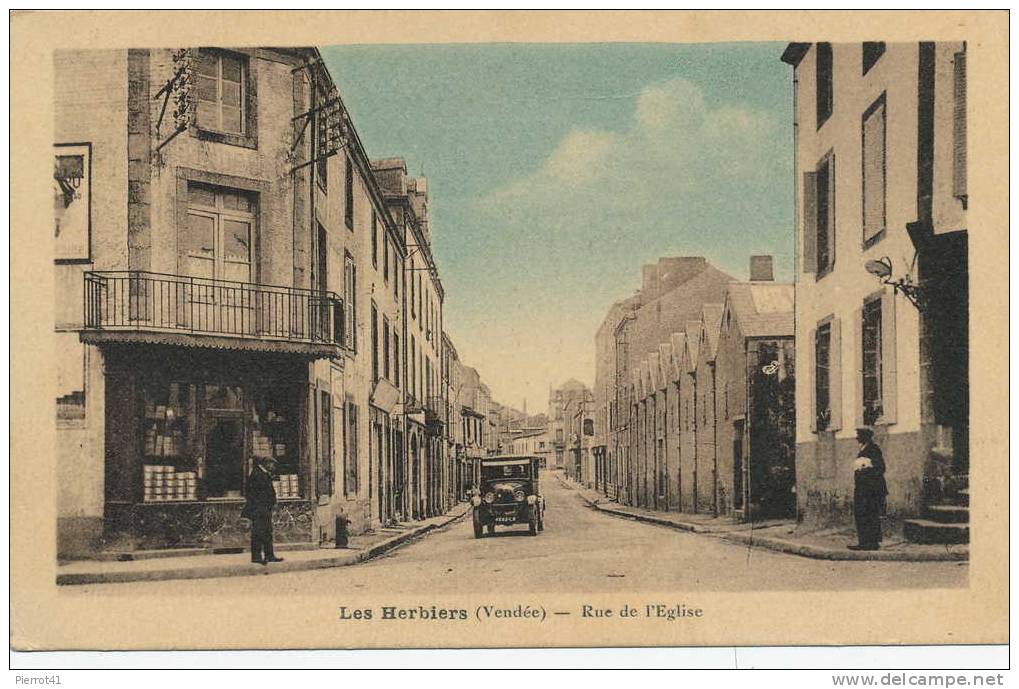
[56,506,470,586]
[558,475,968,563]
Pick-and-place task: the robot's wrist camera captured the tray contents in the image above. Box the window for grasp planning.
[196,50,247,135]
[816,42,833,128]
[418,274,423,330]
[344,397,358,496]
[371,302,379,384]
[371,211,378,268]
[183,182,254,282]
[409,259,416,317]
[862,297,883,425]
[317,389,333,497]
[393,255,400,299]
[862,95,887,246]
[394,331,401,387]
[344,156,354,230]
[410,336,416,401]
[383,232,390,283]
[815,323,831,431]
[815,153,835,276]
[383,316,391,381]
[953,49,967,202]
[862,42,885,74]
[343,252,356,351]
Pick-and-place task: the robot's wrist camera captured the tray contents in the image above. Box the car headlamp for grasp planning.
[483,492,496,504]
[513,489,526,502]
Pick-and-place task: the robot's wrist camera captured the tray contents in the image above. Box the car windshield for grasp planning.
[481,463,531,480]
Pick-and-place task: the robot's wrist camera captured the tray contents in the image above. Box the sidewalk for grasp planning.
[557,474,968,562]
[57,503,471,585]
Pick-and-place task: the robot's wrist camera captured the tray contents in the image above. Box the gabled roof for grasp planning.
[700,303,725,362]
[668,332,687,382]
[682,320,701,373]
[725,282,795,338]
[658,343,673,388]
[647,352,661,392]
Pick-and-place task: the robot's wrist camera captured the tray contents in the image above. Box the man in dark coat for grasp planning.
[849,427,888,551]
[243,456,283,564]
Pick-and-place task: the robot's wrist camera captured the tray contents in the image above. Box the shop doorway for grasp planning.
[205,416,244,499]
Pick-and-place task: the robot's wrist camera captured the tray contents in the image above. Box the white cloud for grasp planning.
[479,78,786,222]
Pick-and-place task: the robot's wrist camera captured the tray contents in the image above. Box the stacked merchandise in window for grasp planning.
[252,407,298,499]
[143,465,197,502]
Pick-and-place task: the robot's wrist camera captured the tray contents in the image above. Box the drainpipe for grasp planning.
[711,361,718,517]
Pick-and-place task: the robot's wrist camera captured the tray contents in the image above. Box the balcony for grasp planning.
[424,395,445,425]
[82,271,346,358]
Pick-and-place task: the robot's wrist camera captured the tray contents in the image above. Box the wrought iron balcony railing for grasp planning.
[424,395,445,424]
[82,271,346,355]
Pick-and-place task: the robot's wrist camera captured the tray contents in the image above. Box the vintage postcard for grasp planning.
[10,10,1008,653]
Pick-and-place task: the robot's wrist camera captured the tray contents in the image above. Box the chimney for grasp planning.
[750,255,774,281]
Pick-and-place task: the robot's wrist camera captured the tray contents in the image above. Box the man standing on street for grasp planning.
[243,456,284,565]
[849,426,888,551]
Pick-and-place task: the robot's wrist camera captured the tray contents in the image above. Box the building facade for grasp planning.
[54,46,486,558]
[782,42,969,543]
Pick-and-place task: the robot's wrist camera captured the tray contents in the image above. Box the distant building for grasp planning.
[592,257,733,505]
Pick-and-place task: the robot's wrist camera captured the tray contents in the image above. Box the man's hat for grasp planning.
[855,426,875,438]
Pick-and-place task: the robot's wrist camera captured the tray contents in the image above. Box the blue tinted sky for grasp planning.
[322,43,793,412]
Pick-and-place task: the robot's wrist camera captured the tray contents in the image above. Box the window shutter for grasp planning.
[862,100,886,243]
[830,317,843,431]
[853,307,865,428]
[802,172,818,273]
[953,51,967,200]
[808,327,817,432]
[881,290,898,424]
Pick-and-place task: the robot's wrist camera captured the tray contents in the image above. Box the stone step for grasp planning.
[903,518,969,545]
[925,504,970,523]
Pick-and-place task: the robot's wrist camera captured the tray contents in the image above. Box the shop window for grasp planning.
[862,42,885,74]
[862,94,886,246]
[252,385,300,499]
[816,42,833,128]
[862,298,884,425]
[141,382,198,502]
[184,182,255,283]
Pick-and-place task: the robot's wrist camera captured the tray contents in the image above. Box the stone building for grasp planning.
[713,272,796,520]
[591,257,733,506]
[781,42,969,543]
[372,159,447,520]
[56,47,404,555]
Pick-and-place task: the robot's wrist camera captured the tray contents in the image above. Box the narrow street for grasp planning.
[67,472,967,596]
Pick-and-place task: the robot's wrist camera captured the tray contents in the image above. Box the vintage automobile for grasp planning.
[470,455,545,538]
